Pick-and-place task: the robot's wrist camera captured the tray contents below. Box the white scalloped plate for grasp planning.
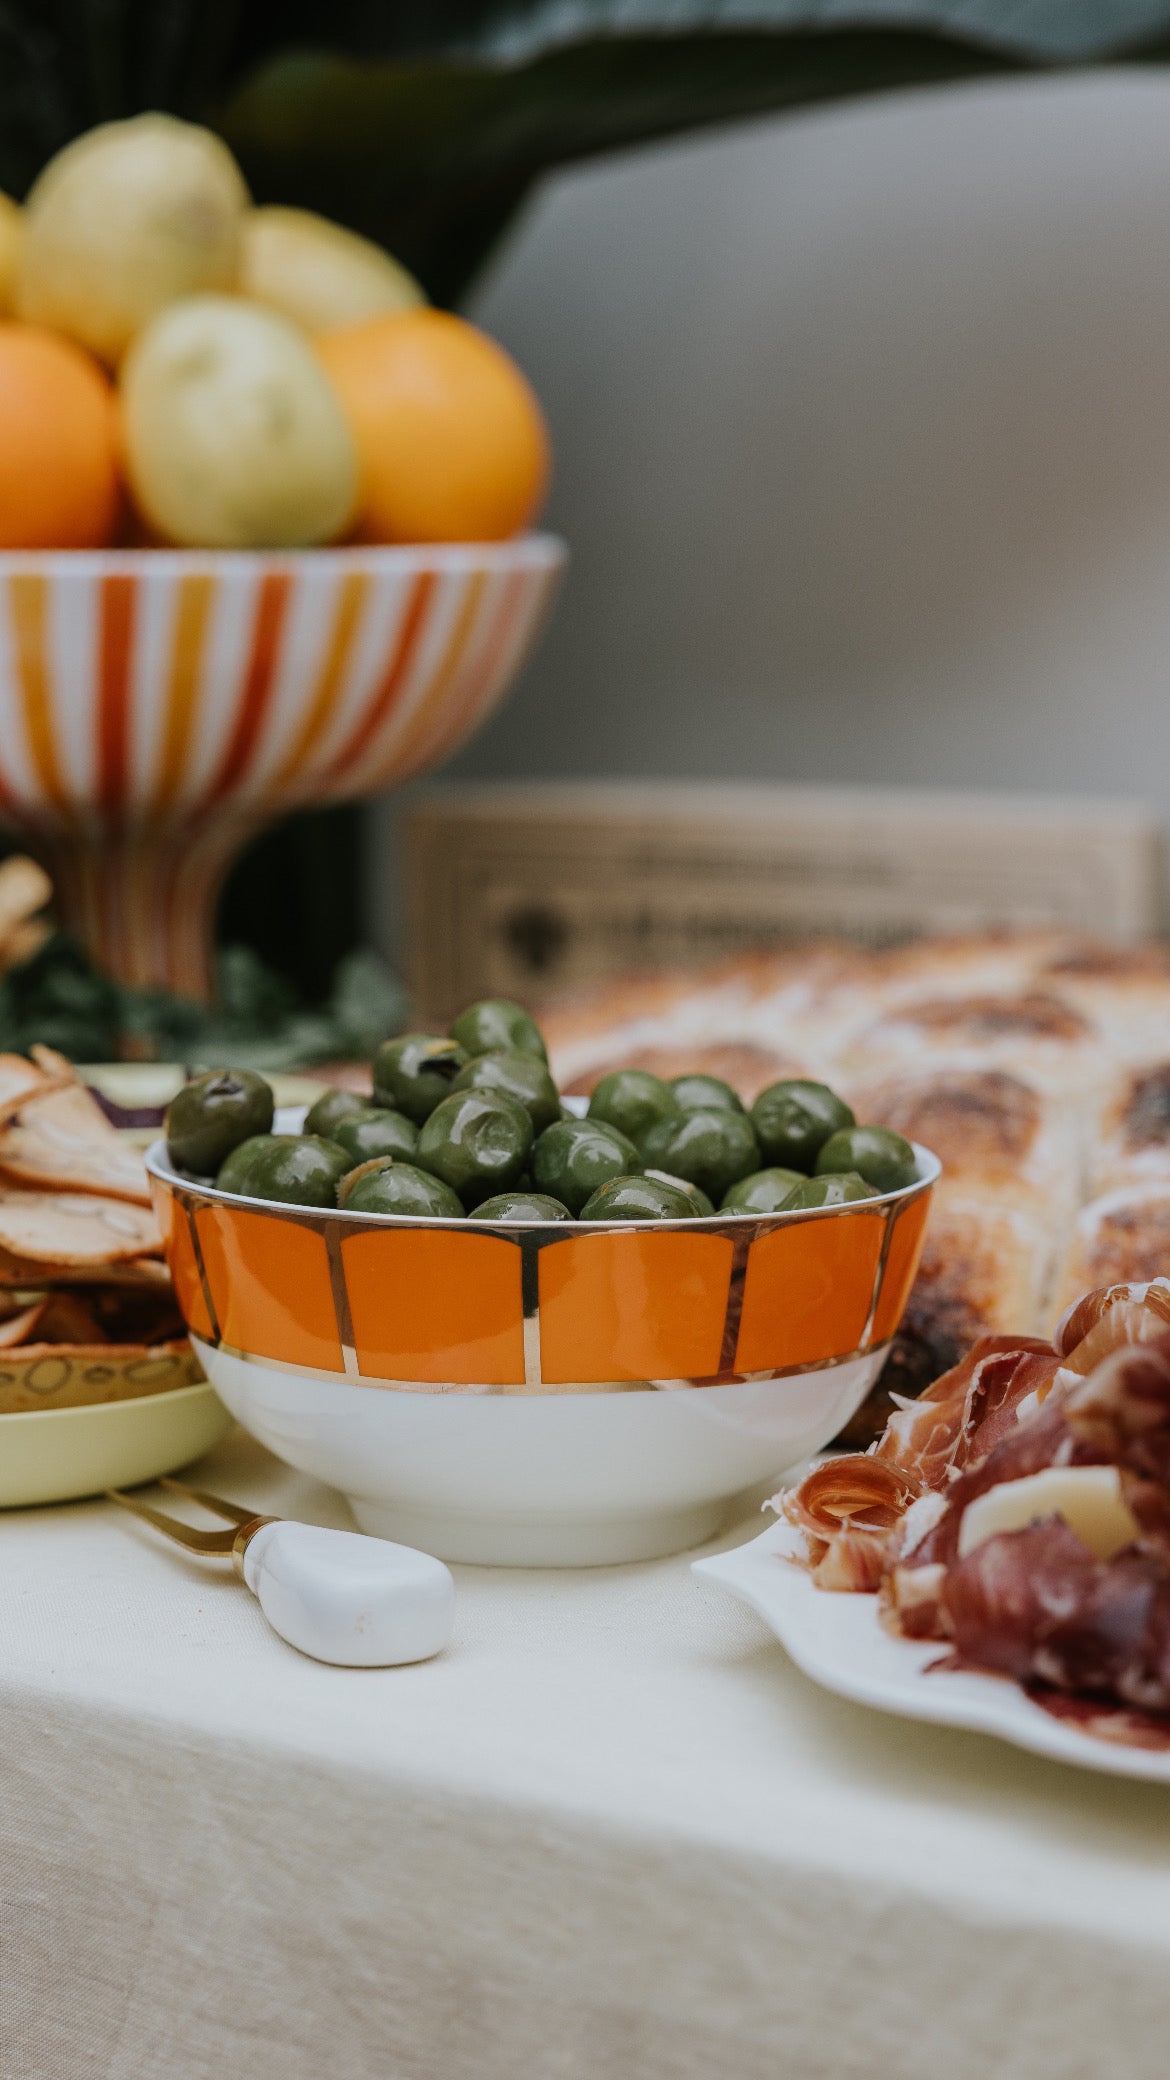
[693,1518,1170,1781]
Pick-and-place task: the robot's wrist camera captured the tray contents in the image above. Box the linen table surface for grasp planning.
[2,1425,1169,2080]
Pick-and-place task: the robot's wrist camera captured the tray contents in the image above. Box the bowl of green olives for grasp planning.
[146,1000,939,1566]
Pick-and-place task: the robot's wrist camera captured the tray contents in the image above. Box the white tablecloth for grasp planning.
[3,1421,1170,2080]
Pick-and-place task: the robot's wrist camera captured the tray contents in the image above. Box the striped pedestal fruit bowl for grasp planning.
[0,539,563,994]
[146,1133,939,1566]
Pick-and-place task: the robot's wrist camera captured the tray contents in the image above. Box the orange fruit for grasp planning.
[317,309,550,543]
[0,323,119,547]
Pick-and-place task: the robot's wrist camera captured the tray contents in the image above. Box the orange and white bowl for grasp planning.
[145,1136,938,1565]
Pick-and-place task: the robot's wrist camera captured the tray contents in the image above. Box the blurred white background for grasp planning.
[372,68,1170,951]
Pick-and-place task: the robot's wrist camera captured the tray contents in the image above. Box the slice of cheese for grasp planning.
[957,1465,1140,1563]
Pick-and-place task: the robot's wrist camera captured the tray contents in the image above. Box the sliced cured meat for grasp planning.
[1056,1278,1170,1365]
[875,1334,1057,1488]
[1063,1333,1170,1488]
[780,1454,923,1592]
[941,1520,1170,1710]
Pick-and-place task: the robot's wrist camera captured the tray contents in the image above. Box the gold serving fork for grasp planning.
[105,1476,454,1666]
[106,1477,277,1575]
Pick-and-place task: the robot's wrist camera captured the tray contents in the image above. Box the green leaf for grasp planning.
[3,3,1170,298]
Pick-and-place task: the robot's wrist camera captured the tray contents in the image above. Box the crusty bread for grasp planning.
[545,931,1170,1368]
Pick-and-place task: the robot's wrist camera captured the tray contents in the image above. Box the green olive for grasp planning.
[339,1158,464,1218]
[815,1126,919,1194]
[449,998,548,1063]
[579,1175,698,1221]
[473,1191,573,1222]
[216,1134,350,1208]
[332,1108,420,1165]
[166,1068,274,1176]
[644,1169,715,1217]
[531,1118,642,1216]
[750,1080,855,1170]
[303,1087,372,1140]
[372,1034,468,1123]
[416,1089,534,1208]
[720,1167,806,1214]
[669,1073,744,1114]
[783,1172,876,1210]
[588,1069,679,1144]
[452,1050,561,1134]
[638,1108,760,1203]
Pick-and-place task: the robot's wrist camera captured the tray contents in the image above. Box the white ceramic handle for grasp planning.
[240,1520,454,1667]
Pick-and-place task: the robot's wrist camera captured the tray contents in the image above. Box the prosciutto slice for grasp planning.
[941,1521,1170,1711]
[779,1290,1170,1716]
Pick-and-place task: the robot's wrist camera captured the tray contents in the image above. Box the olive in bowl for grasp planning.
[638,1108,759,1205]
[669,1073,743,1115]
[303,1087,373,1141]
[416,1089,534,1208]
[782,1181,874,1214]
[217,1133,350,1208]
[166,1068,274,1176]
[750,1079,854,1171]
[783,1172,876,1209]
[531,1118,642,1216]
[453,1050,562,1134]
[450,997,548,1063]
[339,1157,464,1218]
[474,1190,573,1222]
[372,1034,468,1123]
[588,1069,678,1145]
[720,1167,805,1215]
[579,1175,697,1221]
[644,1170,715,1217]
[815,1126,918,1195]
[332,1108,420,1165]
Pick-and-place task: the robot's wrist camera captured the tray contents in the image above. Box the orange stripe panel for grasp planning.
[735,1213,886,1374]
[322,569,436,785]
[196,1204,343,1373]
[156,572,213,809]
[342,1227,524,1384]
[539,1229,733,1385]
[150,1180,213,1341]
[272,568,369,790]
[97,572,136,814]
[398,568,528,782]
[869,1194,932,1347]
[376,570,487,784]
[8,573,66,807]
[202,569,291,805]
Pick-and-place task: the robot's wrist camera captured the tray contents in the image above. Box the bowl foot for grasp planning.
[346,1493,732,1568]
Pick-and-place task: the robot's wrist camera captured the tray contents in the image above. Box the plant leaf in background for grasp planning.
[3,2,1170,299]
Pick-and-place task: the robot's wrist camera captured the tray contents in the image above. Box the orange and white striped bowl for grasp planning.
[0,539,563,993]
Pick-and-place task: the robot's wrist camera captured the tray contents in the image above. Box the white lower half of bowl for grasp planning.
[196,1338,886,1566]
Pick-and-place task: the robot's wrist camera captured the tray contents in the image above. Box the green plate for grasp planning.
[0,1381,233,1508]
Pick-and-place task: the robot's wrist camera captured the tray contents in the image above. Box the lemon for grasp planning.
[120,295,358,548]
[239,206,424,336]
[17,114,248,364]
[0,195,22,315]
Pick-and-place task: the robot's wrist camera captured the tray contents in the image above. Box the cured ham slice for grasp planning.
[942,1522,1170,1710]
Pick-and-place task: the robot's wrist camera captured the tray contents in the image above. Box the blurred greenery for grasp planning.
[2,2,1170,306]
[0,933,407,1068]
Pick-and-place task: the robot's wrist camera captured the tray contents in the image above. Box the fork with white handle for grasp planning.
[107,1477,454,1667]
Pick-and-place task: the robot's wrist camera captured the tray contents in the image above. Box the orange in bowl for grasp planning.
[318,308,550,544]
[0,323,119,548]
